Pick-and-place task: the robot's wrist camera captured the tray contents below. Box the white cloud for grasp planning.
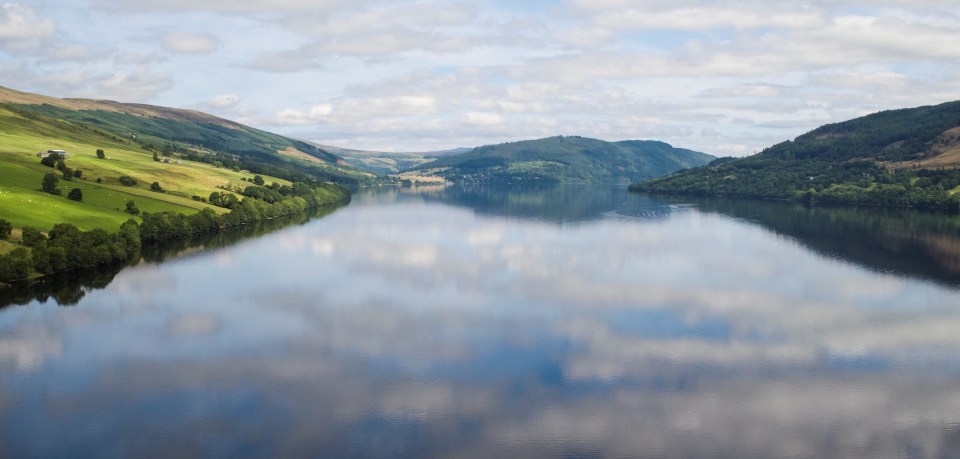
[0,3,55,51]
[3,0,960,155]
[274,108,311,125]
[93,0,359,13]
[463,111,505,127]
[209,94,240,108]
[162,31,219,54]
[592,7,825,31]
[309,103,333,117]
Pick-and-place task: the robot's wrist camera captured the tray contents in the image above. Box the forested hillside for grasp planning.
[633,101,960,208]
[410,136,714,184]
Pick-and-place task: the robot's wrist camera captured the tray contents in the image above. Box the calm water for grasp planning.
[3,185,960,458]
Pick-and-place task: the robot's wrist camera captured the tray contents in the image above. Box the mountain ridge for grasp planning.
[307,141,469,175]
[408,135,715,184]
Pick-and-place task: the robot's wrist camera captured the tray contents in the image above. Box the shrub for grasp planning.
[0,218,11,239]
[67,188,83,201]
[118,176,137,186]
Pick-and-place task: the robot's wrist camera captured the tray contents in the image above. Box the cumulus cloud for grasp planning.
[93,0,358,13]
[273,95,439,126]
[162,31,220,54]
[591,6,825,31]
[0,3,56,51]
[463,111,505,127]
[5,0,960,155]
[208,94,240,108]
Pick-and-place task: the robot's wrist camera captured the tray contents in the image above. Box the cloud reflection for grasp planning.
[4,189,960,457]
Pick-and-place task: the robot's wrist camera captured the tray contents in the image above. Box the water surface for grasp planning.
[3,185,960,458]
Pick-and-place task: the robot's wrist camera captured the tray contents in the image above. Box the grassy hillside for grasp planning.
[0,87,360,232]
[0,86,373,186]
[410,136,714,184]
[633,100,960,208]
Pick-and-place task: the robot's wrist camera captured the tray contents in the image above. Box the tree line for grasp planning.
[0,181,349,283]
[632,157,960,209]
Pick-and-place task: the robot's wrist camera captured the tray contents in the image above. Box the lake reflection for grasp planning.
[3,185,960,458]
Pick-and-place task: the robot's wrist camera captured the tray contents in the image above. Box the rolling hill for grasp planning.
[0,86,371,185]
[0,86,364,231]
[632,100,960,208]
[408,136,714,184]
[311,142,470,175]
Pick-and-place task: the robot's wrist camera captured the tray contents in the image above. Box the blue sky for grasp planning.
[2,0,960,155]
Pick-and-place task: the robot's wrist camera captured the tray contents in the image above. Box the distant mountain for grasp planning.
[310,142,471,175]
[633,100,960,208]
[0,86,371,185]
[409,136,715,184]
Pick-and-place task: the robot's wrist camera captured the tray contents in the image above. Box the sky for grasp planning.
[2,1,960,156]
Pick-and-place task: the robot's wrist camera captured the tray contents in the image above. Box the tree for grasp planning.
[153,152,160,162]
[56,159,67,172]
[0,218,11,239]
[119,176,137,186]
[0,248,31,282]
[42,172,60,195]
[150,181,162,192]
[67,188,83,201]
[21,226,44,247]
[73,169,83,179]
[61,168,73,181]
[96,149,105,159]
[40,155,57,168]
[125,200,140,215]
[253,175,265,186]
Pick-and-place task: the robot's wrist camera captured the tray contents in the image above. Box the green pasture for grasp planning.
[0,107,293,231]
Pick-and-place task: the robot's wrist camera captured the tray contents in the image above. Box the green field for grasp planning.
[0,106,293,232]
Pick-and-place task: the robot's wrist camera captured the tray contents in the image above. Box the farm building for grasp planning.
[36,149,69,158]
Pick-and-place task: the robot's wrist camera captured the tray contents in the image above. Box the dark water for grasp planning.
[4,185,960,458]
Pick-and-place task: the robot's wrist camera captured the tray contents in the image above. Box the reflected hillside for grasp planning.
[687,197,960,287]
[0,206,341,309]
[364,184,678,223]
